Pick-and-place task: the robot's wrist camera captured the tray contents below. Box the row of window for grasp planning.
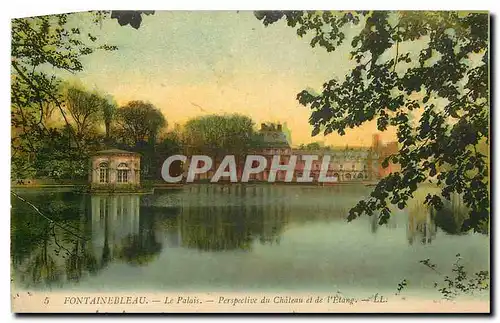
[310,164,368,170]
[263,149,292,155]
[277,161,369,170]
[98,162,130,183]
[263,149,374,158]
[294,172,368,180]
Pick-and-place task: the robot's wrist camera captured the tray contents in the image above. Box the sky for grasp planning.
[57,10,399,147]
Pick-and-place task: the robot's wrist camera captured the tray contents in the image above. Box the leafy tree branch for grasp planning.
[255,11,489,232]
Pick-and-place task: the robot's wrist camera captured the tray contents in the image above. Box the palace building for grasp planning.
[184,123,399,183]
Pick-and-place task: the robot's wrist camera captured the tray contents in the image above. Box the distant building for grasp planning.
[89,149,141,189]
[255,123,380,182]
[184,123,399,183]
[257,122,291,154]
[371,134,401,178]
[249,123,292,181]
[291,147,377,182]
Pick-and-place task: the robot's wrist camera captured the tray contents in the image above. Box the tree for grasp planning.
[255,11,489,232]
[101,96,117,141]
[11,13,118,143]
[64,86,104,141]
[113,101,166,178]
[153,133,183,179]
[11,13,116,180]
[182,114,256,157]
[11,10,152,139]
[11,11,152,180]
[298,142,323,150]
[114,100,166,146]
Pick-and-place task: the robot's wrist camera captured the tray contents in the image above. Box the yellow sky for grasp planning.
[58,11,400,147]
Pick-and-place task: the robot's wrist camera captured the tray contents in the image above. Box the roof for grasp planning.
[254,130,290,148]
[93,149,139,156]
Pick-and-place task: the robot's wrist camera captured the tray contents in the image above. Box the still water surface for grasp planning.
[11,185,489,298]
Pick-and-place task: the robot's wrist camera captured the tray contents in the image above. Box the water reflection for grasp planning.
[10,185,478,290]
[431,194,470,235]
[407,209,437,245]
[11,191,92,288]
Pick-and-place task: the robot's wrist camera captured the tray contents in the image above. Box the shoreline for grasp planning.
[10,181,380,190]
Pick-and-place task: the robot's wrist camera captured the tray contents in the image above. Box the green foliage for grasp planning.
[11,12,119,180]
[395,279,408,296]
[297,142,324,150]
[159,132,182,154]
[154,134,183,177]
[431,197,471,234]
[111,101,167,178]
[180,201,282,252]
[110,11,155,29]
[256,11,489,232]
[183,114,256,156]
[420,254,489,300]
[114,100,166,146]
[395,255,489,300]
[11,193,96,287]
[117,230,162,266]
[11,12,118,129]
[64,86,107,141]
[101,96,117,140]
[11,11,154,180]
[12,124,88,180]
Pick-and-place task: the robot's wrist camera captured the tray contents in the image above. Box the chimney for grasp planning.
[372,134,381,151]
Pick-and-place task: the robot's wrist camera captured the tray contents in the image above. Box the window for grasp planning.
[117,163,129,183]
[99,162,109,183]
[118,170,128,183]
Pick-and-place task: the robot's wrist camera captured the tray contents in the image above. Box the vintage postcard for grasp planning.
[10,10,490,313]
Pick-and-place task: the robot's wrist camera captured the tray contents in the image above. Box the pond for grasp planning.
[10,184,489,300]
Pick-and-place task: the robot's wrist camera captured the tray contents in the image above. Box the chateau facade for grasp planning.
[187,123,399,183]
